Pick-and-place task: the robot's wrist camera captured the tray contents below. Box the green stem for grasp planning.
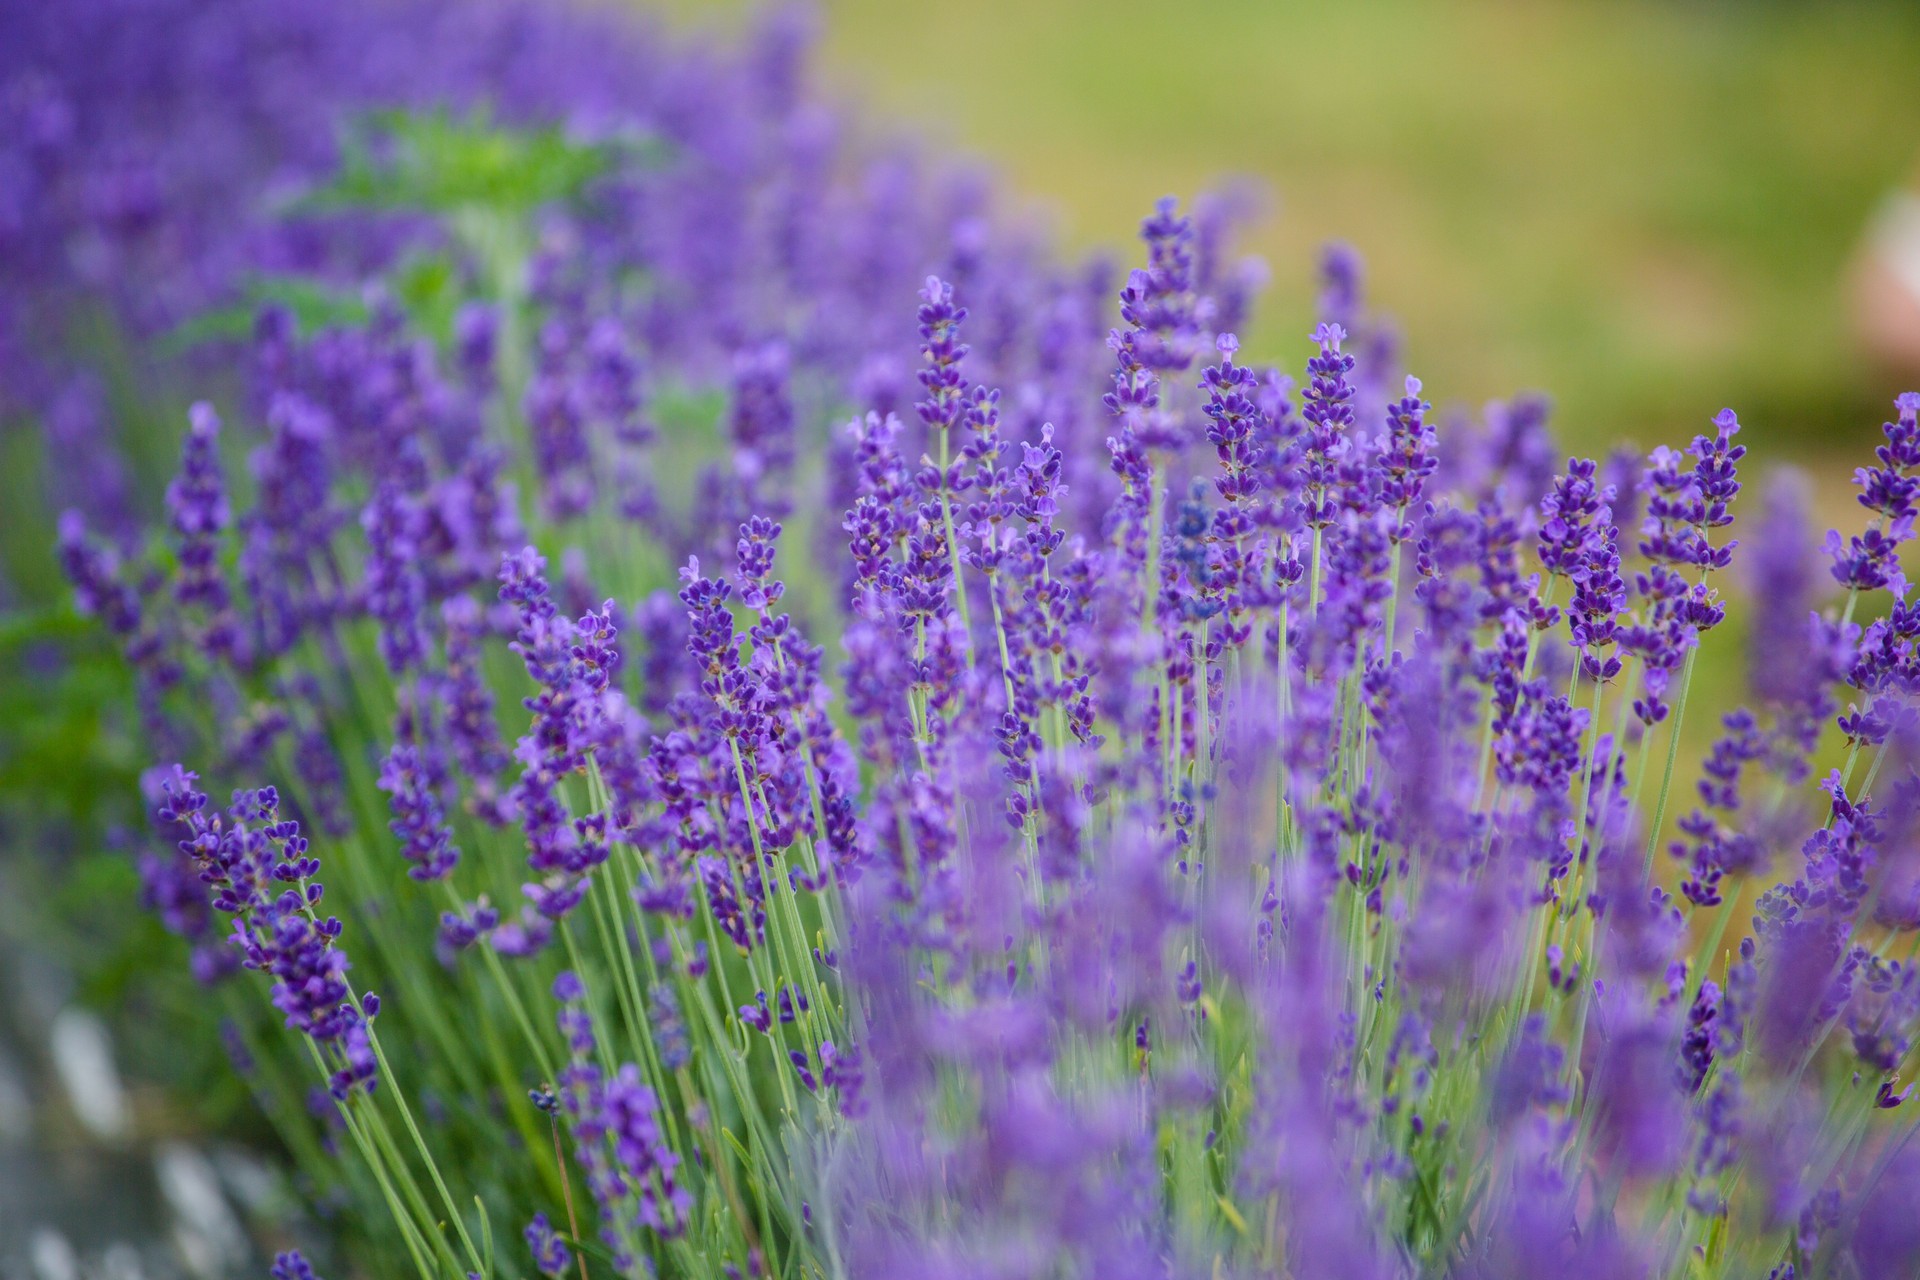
[337,1092,446,1278]
[1641,644,1701,879]
[364,1023,488,1275]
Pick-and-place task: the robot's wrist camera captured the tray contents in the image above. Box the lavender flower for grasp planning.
[155,770,377,1099]
[553,987,692,1256]
[168,402,237,658]
[377,738,459,882]
[525,1213,572,1279]
[1300,322,1357,531]
[269,1252,320,1280]
[1829,393,1920,592]
[35,10,1920,1271]
[361,482,429,676]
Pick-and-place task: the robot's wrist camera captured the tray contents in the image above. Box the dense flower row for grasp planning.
[23,2,1920,1279]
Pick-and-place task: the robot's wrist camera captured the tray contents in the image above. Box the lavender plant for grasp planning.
[32,5,1920,1280]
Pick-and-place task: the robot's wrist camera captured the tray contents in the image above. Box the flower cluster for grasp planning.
[152,769,377,1101]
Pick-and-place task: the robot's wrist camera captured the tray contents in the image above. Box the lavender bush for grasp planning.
[26,3,1920,1279]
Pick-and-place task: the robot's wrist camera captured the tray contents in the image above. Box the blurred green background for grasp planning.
[673,0,1920,473]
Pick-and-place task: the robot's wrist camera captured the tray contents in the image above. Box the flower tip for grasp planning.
[187,400,221,437]
[1215,332,1240,358]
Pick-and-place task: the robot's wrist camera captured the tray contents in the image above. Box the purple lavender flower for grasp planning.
[1200,333,1266,512]
[291,716,351,839]
[525,1213,572,1279]
[1848,1144,1920,1278]
[155,770,377,1099]
[1377,374,1436,529]
[1299,322,1357,531]
[439,595,511,820]
[167,402,237,658]
[58,511,137,631]
[1613,410,1747,723]
[436,900,499,965]
[1593,990,1687,1178]
[1640,409,1744,575]
[552,989,692,1254]
[134,830,229,985]
[1541,457,1625,681]
[1747,469,1840,735]
[360,482,429,676]
[1104,197,1203,456]
[454,303,498,395]
[1482,393,1559,511]
[915,276,970,449]
[269,1252,320,1280]
[377,738,459,882]
[502,547,584,771]
[698,340,797,553]
[42,375,136,545]
[1829,393,1920,592]
[1318,241,1364,333]
[525,322,594,522]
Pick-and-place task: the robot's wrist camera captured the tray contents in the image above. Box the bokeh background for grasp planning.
[674,0,1920,465]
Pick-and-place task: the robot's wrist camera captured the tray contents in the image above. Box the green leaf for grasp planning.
[474,1195,496,1279]
[159,274,371,354]
[289,107,641,218]
[0,604,92,650]
[392,251,464,347]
